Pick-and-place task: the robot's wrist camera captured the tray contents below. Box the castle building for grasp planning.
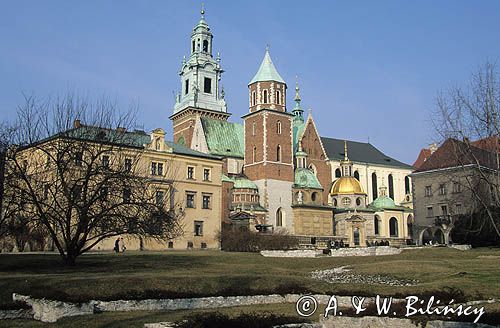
[172,8,414,246]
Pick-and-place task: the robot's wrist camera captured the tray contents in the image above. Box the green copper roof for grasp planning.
[249,49,286,85]
[368,196,411,211]
[293,121,305,150]
[294,168,323,190]
[201,117,244,158]
[222,174,259,190]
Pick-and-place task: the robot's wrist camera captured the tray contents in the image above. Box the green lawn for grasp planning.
[0,247,499,327]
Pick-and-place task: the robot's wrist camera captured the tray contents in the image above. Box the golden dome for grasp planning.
[330,177,366,196]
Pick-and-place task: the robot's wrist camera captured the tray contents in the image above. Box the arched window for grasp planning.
[276,90,281,104]
[389,217,398,237]
[405,176,410,194]
[356,197,362,206]
[388,174,394,200]
[253,146,257,162]
[263,90,268,104]
[311,192,318,203]
[252,91,256,106]
[335,168,341,178]
[374,216,380,235]
[276,145,281,162]
[276,207,284,227]
[371,172,378,201]
[277,120,282,134]
[354,170,360,181]
[203,40,209,52]
[333,198,338,207]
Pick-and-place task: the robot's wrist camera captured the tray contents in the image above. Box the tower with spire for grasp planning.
[170,5,229,147]
[243,48,295,230]
[292,77,304,124]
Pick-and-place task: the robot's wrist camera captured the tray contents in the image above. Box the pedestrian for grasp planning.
[114,238,120,253]
[121,237,126,253]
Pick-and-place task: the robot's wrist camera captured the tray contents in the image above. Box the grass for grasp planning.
[0,247,499,327]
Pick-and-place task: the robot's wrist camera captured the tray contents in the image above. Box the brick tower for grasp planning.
[243,48,294,231]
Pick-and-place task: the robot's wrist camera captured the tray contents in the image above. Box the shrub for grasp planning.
[219,229,298,252]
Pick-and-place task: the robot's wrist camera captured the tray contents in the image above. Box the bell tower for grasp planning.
[243,48,294,230]
[170,5,230,147]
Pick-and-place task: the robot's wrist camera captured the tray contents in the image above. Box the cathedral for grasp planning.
[170,9,414,247]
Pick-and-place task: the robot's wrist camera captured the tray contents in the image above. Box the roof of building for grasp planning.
[201,117,244,158]
[413,148,433,170]
[368,195,411,211]
[414,138,498,173]
[320,137,413,169]
[293,121,306,150]
[471,135,500,154]
[248,49,286,85]
[41,123,220,160]
[330,176,366,195]
[294,168,323,190]
[222,174,259,190]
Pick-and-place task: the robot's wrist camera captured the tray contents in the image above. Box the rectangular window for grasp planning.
[185,79,189,95]
[203,168,210,181]
[123,188,131,203]
[124,158,132,172]
[426,206,433,217]
[102,155,110,169]
[441,205,448,215]
[75,152,83,166]
[194,221,203,236]
[455,203,462,214]
[156,190,164,206]
[439,184,447,195]
[453,182,461,193]
[204,77,212,94]
[202,194,211,209]
[424,185,432,197]
[187,166,195,180]
[158,163,163,176]
[151,162,157,175]
[186,193,195,208]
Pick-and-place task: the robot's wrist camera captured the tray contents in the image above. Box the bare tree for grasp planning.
[2,94,184,265]
[432,62,500,241]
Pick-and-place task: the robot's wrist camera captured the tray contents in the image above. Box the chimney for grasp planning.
[73,119,81,128]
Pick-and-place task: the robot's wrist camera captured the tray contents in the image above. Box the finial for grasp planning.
[216,52,221,62]
[294,75,301,101]
[265,44,270,52]
[344,140,348,161]
[200,3,205,18]
[182,55,186,64]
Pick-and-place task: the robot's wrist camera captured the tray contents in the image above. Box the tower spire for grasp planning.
[292,75,304,123]
[340,140,353,177]
[344,140,348,161]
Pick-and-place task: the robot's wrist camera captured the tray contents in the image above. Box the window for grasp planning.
[102,155,110,169]
[202,194,211,209]
[335,168,341,178]
[124,158,132,172]
[342,197,351,207]
[425,186,432,197]
[202,40,208,52]
[168,241,174,249]
[185,79,189,95]
[427,206,433,217]
[276,145,281,162]
[389,217,398,237]
[356,197,361,206]
[277,120,282,134]
[75,152,83,166]
[263,90,268,103]
[453,182,462,193]
[252,91,256,106]
[204,77,212,93]
[194,221,203,236]
[405,176,411,194]
[203,168,210,181]
[354,170,360,181]
[371,172,378,201]
[253,146,257,162]
[157,163,163,176]
[439,184,447,195]
[311,192,317,202]
[252,122,256,136]
[156,190,164,206]
[123,188,131,203]
[441,205,448,215]
[276,208,284,227]
[192,40,195,53]
[374,216,380,235]
[333,198,337,207]
[151,162,157,175]
[187,166,195,179]
[455,203,462,214]
[186,193,195,208]
[276,90,281,104]
[388,174,394,199]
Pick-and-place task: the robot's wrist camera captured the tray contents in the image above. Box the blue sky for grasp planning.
[1,1,499,164]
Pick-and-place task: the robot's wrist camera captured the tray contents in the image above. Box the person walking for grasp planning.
[114,238,120,253]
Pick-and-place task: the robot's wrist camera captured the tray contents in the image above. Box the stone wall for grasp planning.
[260,246,402,258]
